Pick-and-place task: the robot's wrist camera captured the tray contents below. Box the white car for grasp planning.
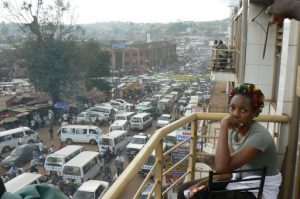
[113,99,134,110]
[76,112,87,122]
[126,133,150,156]
[72,180,109,199]
[77,112,106,124]
[110,100,126,111]
[156,114,174,128]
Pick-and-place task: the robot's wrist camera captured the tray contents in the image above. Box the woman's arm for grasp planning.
[215,115,260,173]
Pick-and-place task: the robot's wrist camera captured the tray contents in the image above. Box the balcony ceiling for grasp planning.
[250,0,274,5]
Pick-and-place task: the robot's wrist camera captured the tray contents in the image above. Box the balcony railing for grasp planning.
[102,112,289,199]
[211,47,240,74]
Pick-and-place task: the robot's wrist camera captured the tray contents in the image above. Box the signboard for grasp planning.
[176,130,191,140]
[171,148,189,166]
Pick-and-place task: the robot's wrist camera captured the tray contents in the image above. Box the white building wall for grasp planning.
[244,3,276,99]
[275,20,299,161]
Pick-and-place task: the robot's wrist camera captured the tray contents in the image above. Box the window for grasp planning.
[111,126,122,131]
[76,129,87,135]
[12,132,23,139]
[62,128,75,134]
[99,138,112,145]
[83,164,91,174]
[63,166,81,176]
[25,130,35,136]
[131,117,142,123]
[89,129,98,135]
[0,135,12,142]
[95,185,105,198]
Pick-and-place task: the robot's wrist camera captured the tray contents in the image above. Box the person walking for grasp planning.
[115,154,125,172]
[48,127,54,140]
[38,140,44,153]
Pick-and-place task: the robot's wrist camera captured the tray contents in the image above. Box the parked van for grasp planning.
[109,120,130,132]
[5,173,44,193]
[88,105,116,121]
[170,91,180,102]
[62,151,103,184]
[72,180,110,199]
[130,113,153,131]
[58,125,103,145]
[98,130,128,156]
[114,112,135,122]
[152,94,164,102]
[158,98,171,113]
[0,127,39,152]
[44,145,84,173]
[164,94,176,103]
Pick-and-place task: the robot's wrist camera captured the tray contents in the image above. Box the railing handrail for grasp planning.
[102,112,289,199]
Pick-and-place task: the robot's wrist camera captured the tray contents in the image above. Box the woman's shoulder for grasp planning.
[250,122,273,138]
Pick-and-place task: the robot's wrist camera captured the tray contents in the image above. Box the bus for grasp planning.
[44,145,84,174]
[5,173,44,193]
[62,151,103,184]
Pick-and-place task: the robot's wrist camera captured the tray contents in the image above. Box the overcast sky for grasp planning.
[72,0,231,24]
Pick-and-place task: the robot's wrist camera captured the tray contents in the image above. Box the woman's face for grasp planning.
[229,94,256,126]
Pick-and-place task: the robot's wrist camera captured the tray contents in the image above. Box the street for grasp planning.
[23,120,159,199]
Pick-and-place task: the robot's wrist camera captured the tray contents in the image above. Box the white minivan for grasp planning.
[0,127,39,152]
[62,151,103,184]
[109,120,130,132]
[5,173,44,193]
[58,125,103,145]
[130,113,153,131]
[114,112,135,122]
[72,180,110,199]
[44,145,84,174]
[98,130,128,156]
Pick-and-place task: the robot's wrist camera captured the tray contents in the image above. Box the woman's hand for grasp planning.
[220,115,243,131]
[266,0,300,23]
[184,179,207,199]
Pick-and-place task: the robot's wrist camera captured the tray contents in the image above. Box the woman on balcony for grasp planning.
[177,83,282,199]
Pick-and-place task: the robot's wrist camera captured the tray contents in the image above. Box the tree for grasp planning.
[78,40,111,91]
[1,0,84,103]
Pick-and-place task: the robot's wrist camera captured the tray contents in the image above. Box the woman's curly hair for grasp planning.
[229,83,265,117]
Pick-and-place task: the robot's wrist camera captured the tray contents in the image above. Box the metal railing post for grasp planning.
[188,119,198,181]
[154,139,163,199]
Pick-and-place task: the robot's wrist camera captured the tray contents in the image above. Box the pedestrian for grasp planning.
[61,120,68,126]
[49,145,55,153]
[62,112,68,122]
[1,174,9,183]
[180,104,185,115]
[51,172,61,186]
[115,154,124,172]
[32,150,39,160]
[95,117,101,127]
[59,142,65,149]
[38,140,44,153]
[48,109,54,125]
[16,142,21,149]
[30,163,38,173]
[30,119,36,130]
[7,165,20,178]
[112,168,122,182]
[48,127,54,140]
